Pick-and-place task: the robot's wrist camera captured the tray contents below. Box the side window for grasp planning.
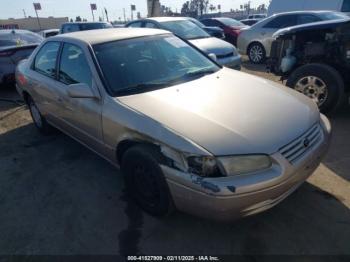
[264,15,298,29]
[128,22,143,28]
[33,41,60,78]
[144,22,158,28]
[297,14,321,25]
[62,24,80,33]
[58,43,92,87]
[342,0,350,12]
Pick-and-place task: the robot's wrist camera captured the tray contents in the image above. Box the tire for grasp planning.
[286,63,345,114]
[27,95,53,134]
[121,145,175,217]
[248,42,266,64]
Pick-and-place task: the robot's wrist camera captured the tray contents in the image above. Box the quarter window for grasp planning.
[33,41,60,78]
[58,43,92,87]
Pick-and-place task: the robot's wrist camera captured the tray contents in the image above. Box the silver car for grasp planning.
[237,11,349,63]
[126,17,241,70]
[16,28,331,221]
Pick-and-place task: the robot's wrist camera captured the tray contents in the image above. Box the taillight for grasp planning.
[17,73,27,85]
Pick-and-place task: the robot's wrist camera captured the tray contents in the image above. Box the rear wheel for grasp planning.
[286,63,345,114]
[121,145,175,217]
[27,95,53,134]
[248,42,266,64]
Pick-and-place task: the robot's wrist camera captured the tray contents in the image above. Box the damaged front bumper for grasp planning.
[161,117,331,221]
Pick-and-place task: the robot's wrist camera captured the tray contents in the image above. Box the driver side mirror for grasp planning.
[67,83,98,99]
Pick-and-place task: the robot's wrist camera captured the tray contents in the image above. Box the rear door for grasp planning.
[28,41,61,121]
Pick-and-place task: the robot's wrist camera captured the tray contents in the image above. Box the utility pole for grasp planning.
[22,9,27,18]
[123,8,126,22]
[33,3,42,30]
[90,3,97,22]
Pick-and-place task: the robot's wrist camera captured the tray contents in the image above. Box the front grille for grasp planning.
[217,52,234,59]
[279,124,323,164]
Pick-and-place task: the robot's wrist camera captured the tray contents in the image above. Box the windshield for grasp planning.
[161,20,210,40]
[0,31,43,47]
[216,17,245,27]
[93,35,220,96]
[319,12,349,21]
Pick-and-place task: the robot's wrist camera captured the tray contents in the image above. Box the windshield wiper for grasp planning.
[183,68,217,78]
[116,82,168,95]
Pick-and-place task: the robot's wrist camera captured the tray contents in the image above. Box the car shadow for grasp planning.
[0,123,349,255]
[323,105,350,182]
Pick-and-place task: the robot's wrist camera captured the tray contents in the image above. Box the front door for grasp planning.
[54,42,104,152]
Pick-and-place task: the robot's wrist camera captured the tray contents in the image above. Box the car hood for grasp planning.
[190,37,235,56]
[118,68,320,156]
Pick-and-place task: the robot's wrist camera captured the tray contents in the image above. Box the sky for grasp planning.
[0,0,270,21]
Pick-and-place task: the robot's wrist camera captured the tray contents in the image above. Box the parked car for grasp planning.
[248,14,267,20]
[0,29,43,87]
[268,0,350,16]
[200,17,248,46]
[186,17,225,39]
[237,11,349,64]
[268,18,350,114]
[16,28,331,221]
[240,19,260,26]
[38,29,59,38]
[60,22,113,34]
[126,17,241,69]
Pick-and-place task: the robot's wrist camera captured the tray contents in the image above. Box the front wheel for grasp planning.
[121,145,175,217]
[286,64,345,114]
[248,42,266,64]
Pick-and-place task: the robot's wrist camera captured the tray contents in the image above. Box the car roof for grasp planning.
[0,29,34,35]
[51,28,171,45]
[142,17,189,23]
[40,29,59,33]
[62,21,109,25]
[272,10,339,17]
[274,18,350,37]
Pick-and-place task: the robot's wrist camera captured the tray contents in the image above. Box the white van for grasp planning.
[268,0,350,16]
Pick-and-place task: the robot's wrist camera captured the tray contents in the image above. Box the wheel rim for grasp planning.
[250,45,263,63]
[29,101,43,128]
[294,76,328,106]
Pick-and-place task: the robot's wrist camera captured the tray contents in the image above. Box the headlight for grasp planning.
[187,156,222,177]
[218,155,272,176]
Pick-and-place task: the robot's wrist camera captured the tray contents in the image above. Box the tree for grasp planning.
[75,16,82,22]
[181,0,209,17]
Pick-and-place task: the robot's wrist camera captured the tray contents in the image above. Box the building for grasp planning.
[0,17,69,32]
[147,0,162,17]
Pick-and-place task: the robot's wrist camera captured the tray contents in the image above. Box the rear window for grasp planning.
[0,31,43,47]
[80,23,112,31]
[318,12,349,20]
[215,17,244,27]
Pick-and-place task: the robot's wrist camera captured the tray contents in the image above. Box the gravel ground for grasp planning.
[0,61,349,256]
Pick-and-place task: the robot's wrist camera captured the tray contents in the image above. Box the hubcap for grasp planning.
[294,76,328,106]
[29,101,43,128]
[250,45,263,63]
